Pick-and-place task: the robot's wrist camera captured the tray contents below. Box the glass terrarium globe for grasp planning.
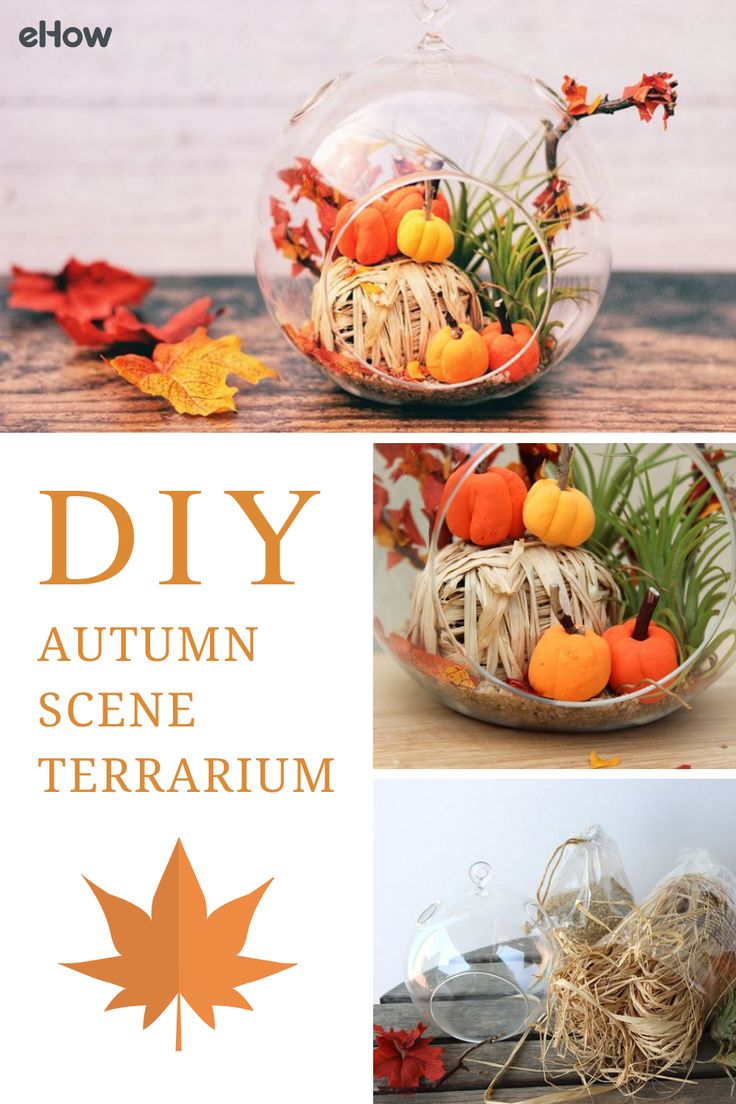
[406,861,547,1042]
[255,0,610,406]
[374,443,736,732]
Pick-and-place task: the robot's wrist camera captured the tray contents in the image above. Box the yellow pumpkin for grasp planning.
[397,209,455,263]
[528,618,611,701]
[523,478,594,547]
[426,324,489,384]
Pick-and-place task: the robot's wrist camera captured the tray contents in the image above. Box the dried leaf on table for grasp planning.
[57,297,223,349]
[374,1022,445,1090]
[590,750,622,769]
[107,327,278,416]
[64,840,294,1051]
[8,258,153,321]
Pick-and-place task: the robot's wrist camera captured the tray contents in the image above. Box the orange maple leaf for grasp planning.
[107,327,278,415]
[63,840,294,1050]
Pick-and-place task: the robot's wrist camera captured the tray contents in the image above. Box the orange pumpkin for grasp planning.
[426,324,488,384]
[603,588,678,693]
[333,199,389,265]
[482,321,540,382]
[384,185,450,255]
[439,459,527,546]
[528,588,611,701]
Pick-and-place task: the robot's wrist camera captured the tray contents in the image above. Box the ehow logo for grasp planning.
[19,20,111,48]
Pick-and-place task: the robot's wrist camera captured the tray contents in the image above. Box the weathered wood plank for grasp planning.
[2,274,735,433]
[375,1001,541,1036]
[374,1080,734,1103]
[373,1033,725,1092]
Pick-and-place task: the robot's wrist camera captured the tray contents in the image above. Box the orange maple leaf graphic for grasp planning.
[63,840,294,1050]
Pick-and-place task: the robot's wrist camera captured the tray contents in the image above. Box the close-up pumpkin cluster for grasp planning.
[374,442,736,732]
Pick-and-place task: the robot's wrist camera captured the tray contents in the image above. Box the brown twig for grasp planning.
[544,83,678,174]
[431,1034,500,1089]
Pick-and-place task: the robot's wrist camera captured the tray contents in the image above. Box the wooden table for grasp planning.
[2,274,735,432]
[373,654,736,769]
[374,978,732,1101]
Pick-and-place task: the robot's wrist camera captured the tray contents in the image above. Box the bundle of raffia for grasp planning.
[409,539,620,682]
[311,255,483,374]
[544,860,736,1094]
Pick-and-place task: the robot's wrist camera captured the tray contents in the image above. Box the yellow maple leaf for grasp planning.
[107,327,278,416]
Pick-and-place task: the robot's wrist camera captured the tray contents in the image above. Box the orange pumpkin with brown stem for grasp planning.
[528,586,611,701]
[438,458,527,546]
[603,588,679,693]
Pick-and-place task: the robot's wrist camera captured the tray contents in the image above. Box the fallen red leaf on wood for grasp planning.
[8,258,153,321]
[374,1022,445,1090]
[57,297,223,349]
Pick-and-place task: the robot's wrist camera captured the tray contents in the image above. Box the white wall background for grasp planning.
[2,0,735,275]
[374,776,736,1000]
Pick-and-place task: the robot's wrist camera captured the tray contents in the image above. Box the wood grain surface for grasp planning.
[373,654,736,769]
[373,985,732,1100]
[2,273,735,433]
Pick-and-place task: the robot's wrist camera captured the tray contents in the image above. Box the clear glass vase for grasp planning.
[406,861,547,1042]
[255,1,610,407]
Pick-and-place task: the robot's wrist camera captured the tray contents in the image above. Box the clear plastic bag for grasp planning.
[546,847,736,1092]
[534,825,635,946]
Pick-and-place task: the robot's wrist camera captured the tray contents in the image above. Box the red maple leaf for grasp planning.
[374,1022,445,1090]
[622,72,677,128]
[8,258,153,321]
[56,297,223,349]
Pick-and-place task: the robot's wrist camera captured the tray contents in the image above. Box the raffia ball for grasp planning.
[311,255,483,375]
[409,539,620,683]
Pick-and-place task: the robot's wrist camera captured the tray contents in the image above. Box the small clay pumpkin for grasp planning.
[438,458,528,546]
[603,588,679,693]
[523,444,594,547]
[333,199,389,265]
[528,586,611,701]
[398,208,455,262]
[426,323,488,384]
[482,320,540,382]
[384,185,450,255]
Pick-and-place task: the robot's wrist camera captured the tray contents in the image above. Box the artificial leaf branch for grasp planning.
[545,72,678,173]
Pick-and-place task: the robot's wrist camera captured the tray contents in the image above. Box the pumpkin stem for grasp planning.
[495,296,514,337]
[632,587,660,641]
[437,290,463,338]
[556,444,572,491]
[423,179,433,220]
[549,584,584,636]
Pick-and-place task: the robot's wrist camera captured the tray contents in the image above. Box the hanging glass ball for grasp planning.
[255,0,610,406]
[406,861,547,1042]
